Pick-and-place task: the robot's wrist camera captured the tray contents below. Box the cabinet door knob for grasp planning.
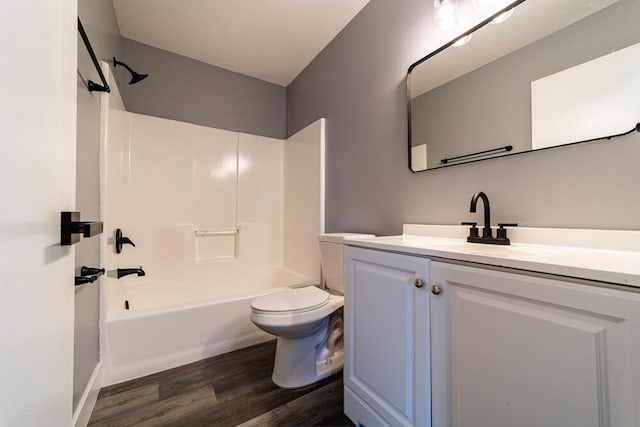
[431,285,441,295]
[414,278,424,288]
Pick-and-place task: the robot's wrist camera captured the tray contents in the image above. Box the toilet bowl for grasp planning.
[250,233,374,388]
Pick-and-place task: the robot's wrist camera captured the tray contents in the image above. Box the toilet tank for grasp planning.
[319,233,375,294]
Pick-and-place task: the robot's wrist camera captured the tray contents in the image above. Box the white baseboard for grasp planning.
[344,386,389,427]
[72,362,102,427]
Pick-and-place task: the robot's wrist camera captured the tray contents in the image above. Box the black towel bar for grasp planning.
[78,18,111,93]
[441,145,513,164]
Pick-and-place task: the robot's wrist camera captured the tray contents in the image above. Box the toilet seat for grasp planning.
[250,288,343,341]
[251,286,329,315]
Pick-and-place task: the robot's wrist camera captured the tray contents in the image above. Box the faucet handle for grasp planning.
[115,228,136,254]
[461,221,479,238]
[497,223,518,241]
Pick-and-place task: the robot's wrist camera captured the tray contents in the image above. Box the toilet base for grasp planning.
[272,317,343,388]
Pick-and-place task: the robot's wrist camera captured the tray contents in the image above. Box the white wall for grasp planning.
[0,0,77,425]
[283,119,326,283]
[103,114,327,308]
[103,113,289,302]
[237,133,285,271]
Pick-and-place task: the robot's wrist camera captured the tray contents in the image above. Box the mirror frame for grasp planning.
[407,0,548,173]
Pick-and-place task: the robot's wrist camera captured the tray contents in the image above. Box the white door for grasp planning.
[430,261,640,427]
[344,246,431,427]
[0,1,77,425]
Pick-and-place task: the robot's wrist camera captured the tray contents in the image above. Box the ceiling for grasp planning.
[112,0,370,86]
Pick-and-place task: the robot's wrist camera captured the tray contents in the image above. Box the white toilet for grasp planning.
[250,233,374,388]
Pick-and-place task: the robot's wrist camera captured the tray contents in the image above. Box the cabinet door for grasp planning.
[430,261,640,427]
[344,246,430,427]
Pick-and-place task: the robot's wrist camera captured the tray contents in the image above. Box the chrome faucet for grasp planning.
[464,191,517,245]
[116,267,145,279]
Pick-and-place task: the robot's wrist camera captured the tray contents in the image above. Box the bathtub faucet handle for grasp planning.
[115,228,136,254]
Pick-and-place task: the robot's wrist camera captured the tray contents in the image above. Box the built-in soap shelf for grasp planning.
[194,227,239,261]
[194,228,239,237]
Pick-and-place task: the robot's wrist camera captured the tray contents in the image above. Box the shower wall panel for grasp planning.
[283,119,326,283]
[237,133,285,270]
[104,112,287,288]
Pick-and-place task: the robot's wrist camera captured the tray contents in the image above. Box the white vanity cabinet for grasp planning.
[344,246,431,427]
[344,244,640,427]
[430,261,640,427]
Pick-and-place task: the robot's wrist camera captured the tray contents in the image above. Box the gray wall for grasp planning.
[118,38,287,139]
[287,0,640,235]
[78,0,123,87]
[75,0,121,411]
[411,1,640,169]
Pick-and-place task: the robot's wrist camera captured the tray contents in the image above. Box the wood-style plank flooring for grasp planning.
[89,340,354,426]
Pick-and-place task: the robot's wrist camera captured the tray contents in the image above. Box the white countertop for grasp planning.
[344,225,640,288]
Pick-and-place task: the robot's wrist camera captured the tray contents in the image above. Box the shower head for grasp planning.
[113,57,148,85]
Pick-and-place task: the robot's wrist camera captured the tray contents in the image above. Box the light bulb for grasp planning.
[474,0,493,9]
[453,34,473,46]
[435,0,459,33]
[490,8,514,24]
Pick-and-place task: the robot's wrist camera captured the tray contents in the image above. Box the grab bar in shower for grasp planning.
[194,229,239,237]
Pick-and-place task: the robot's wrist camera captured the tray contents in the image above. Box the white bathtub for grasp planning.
[100,267,312,386]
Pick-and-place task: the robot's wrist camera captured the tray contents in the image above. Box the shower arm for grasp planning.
[113,58,136,75]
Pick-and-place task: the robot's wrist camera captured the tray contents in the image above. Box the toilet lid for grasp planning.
[251,286,329,314]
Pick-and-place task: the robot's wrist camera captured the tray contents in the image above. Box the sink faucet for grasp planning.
[117,267,145,279]
[470,191,492,239]
[464,191,517,245]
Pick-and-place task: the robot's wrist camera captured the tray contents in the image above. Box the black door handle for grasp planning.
[80,266,105,277]
[61,212,103,245]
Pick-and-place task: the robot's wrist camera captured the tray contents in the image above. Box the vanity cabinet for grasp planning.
[344,246,431,427]
[430,261,640,427]
[344,246,640,427]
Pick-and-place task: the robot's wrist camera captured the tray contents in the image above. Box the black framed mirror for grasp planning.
[408,0,640,172]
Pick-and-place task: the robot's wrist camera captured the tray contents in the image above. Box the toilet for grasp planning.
[250,233,374,388]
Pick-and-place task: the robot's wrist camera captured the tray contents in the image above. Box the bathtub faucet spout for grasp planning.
[117,267,145,279]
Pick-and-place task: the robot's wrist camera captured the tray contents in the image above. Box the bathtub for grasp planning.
[100,267,312,386]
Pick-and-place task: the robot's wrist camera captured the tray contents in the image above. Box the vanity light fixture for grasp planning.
[474,0,493,8]
[453,34,473,46]
[490,8,514,24]
[473,0,514,24]
[434,0,459,32]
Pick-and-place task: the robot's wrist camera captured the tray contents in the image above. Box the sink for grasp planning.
[388,235,564,260]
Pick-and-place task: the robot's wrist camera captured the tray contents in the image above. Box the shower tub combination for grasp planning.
[101,268,311,386]
[100,111,325,386]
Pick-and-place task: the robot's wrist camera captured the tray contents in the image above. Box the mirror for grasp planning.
[408,0,640,172]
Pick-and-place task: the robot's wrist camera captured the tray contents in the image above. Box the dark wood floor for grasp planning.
[89,340,355,426]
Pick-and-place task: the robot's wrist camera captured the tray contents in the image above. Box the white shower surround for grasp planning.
[101,108,325,385]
